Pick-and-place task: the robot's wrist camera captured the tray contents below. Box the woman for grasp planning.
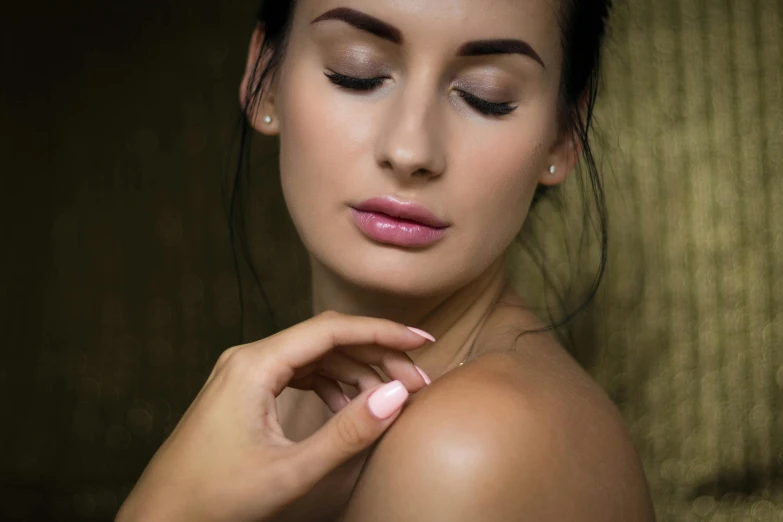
[120,0,656,520]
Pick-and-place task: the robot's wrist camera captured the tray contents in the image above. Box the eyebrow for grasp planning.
[310,7,546,69]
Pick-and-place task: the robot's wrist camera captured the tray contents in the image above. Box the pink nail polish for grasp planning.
[368,380,409,419]
[415,365,432,385]
[406,326,436,342]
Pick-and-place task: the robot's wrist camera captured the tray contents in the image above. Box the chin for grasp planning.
[314,242,461,298]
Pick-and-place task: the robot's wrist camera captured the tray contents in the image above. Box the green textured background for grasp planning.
[1,1,781,521]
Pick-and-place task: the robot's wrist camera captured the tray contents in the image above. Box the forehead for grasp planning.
[297,0,561,54]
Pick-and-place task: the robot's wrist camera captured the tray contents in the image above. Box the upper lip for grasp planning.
[351,196,450,228]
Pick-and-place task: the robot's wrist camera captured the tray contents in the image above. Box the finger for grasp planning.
[290,361,318,382]
[311,375,351,414]
[339,345,430,391]
[317,352,386,392]
[260,311,434,376]
[287,354,383,393]
[289,380,409,489]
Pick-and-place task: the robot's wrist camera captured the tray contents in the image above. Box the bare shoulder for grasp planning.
[341,338,655,522]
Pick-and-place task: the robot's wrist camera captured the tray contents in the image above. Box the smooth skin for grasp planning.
[121,0,657,520]
[241,0,577,376]
[243,0,656,520]
[341,308,655,521]
[115,311,433,522]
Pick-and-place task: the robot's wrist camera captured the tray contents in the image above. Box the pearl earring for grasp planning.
[549,165,556,175]
[263,115,273,124]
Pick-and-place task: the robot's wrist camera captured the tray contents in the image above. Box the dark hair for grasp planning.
[227,0,612,347]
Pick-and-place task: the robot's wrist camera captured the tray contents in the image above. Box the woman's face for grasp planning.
[249,0,571,297]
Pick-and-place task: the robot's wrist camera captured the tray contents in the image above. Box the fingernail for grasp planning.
[415,365,432,385]
[406,326,436,342]
[368,380,409,420]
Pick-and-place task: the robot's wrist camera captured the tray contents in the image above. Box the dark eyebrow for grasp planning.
[311,8,545,69]
[458,40,545,69]
[311,7,403,45]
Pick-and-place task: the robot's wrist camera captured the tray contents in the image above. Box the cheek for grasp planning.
[277,67,374,201]
[275,55,553,271]
[453,122,547,237]
[274,62,381,252]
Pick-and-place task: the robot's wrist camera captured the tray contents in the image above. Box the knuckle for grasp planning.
[335,413,368,450]
[318,309,341,320]
[378,352,395,367]
[357,373,379,391]
[220,348,259,380]
[215,346,239,369]
[379,351,404,370]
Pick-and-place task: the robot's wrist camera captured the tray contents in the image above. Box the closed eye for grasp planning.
[324,70,517,117]
[455,90,517,117]
[325,71,387,91]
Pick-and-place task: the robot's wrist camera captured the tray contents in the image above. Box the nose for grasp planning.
[374,82,446,181]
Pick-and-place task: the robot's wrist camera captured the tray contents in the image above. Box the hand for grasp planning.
[115,310,433,522]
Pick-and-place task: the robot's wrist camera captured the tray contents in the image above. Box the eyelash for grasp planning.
[324,71,517,117]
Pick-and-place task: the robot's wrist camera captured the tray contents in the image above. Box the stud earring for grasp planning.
[263,115,273,124]
[549,165,556,175]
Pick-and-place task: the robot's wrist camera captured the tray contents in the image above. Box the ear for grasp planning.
[239,23,281,136]
[538,97,587,186]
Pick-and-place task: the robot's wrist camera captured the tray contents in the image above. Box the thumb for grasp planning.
[291,380,409,487]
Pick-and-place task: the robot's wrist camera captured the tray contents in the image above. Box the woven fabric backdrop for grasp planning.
[1,1,781,520]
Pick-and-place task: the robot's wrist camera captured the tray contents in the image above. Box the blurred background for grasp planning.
[1,1,781,520]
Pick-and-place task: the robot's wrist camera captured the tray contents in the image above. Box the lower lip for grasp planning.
[350,208,448,247]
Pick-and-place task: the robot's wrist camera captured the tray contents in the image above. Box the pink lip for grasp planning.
[349,197,450,248]
[350,209,449,247]
[351,196,449,228]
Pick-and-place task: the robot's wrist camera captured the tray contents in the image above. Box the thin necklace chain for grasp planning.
[455,287,508,369]
[457,346,473,368]
[456,326,481,369]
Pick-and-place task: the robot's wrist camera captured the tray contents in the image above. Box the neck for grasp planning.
[309,252,511,379]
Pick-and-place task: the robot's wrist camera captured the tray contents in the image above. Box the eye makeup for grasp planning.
[324,67,518,117]
[316,37,523,117]
[322,47,392,92]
